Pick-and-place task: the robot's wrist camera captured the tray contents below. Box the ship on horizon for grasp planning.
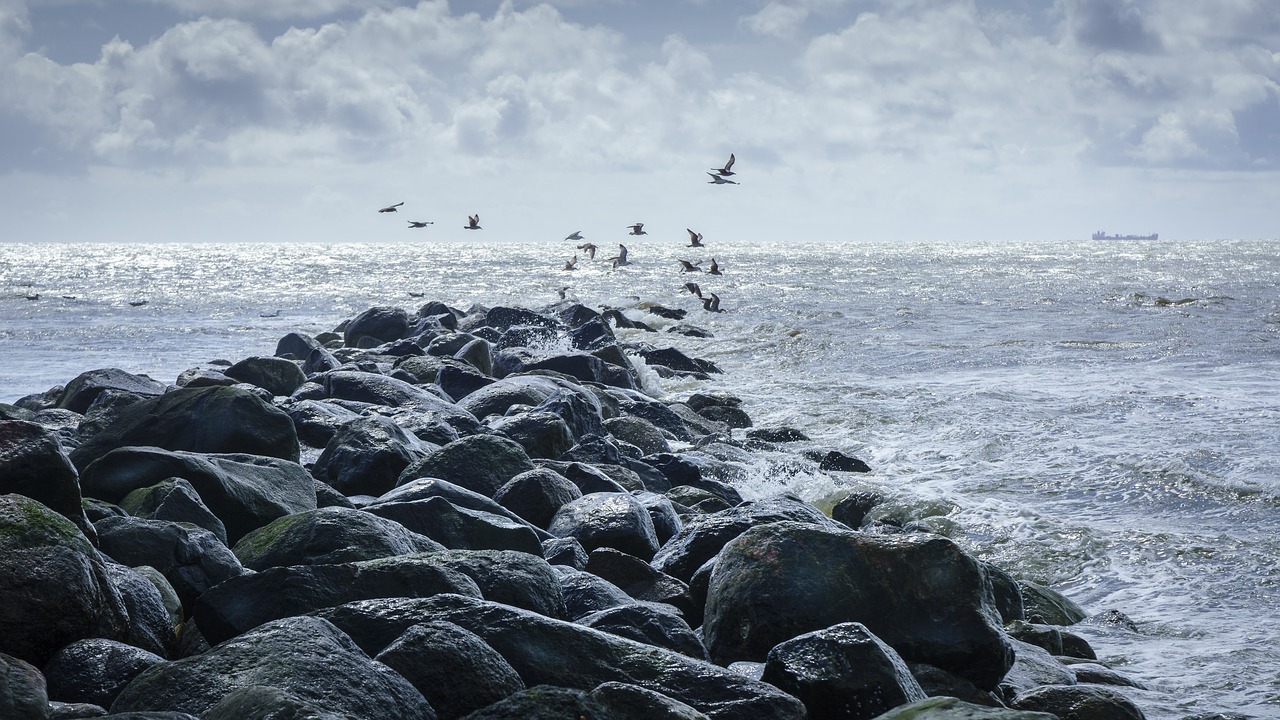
[1092,230,1158,240]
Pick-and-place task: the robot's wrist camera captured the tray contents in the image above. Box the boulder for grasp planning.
[42,638,165,709]
[365,495,544,555]
[584,547,697,620]
[281,399,361,448]
[56,369,165,415]
[1018,580,1087,626]
[79,447,317,544]
[201,685,346,720]
[578,604,708,661]
[192,554,483,646]
[100,562,179,658]
[1,652,49,720]
[231,506,444,571]
[872,697,1058,720]
[398,434,535,497]
[490,411,575,460]
[703,521,1014,691]
[454,337,494,377]
[0,419,97,541]
[1010,685,1146,720]
[375,620,525,720]
[372,477,545,536]
[548,492,660,561]
[589,681,711,720]
[760,622,927,720]
[109,616,434,719]
[95,516,245,613]
[531,389,607,442]
[411,549,566,619]
[119,477,227,545]
[494,468,583,529]
[830,488,886,530]
[319,371,481,435]
[344,306,411,347]
[459,684,606,720]
[223,356,307,397]
[436,363,496,402]
[312,414,438,497]
[275,331,325,360]
[318,594,805,720]
[69,386,300,470]
[553,566,638,620]
[635,490,682,545]
[456,376,563,419]
[543,537,589,569]
[604,416,671,455]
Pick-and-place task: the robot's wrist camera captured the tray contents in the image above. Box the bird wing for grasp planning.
[725,153,735,171]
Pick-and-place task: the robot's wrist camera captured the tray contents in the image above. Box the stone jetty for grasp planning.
[0,299,1149,719]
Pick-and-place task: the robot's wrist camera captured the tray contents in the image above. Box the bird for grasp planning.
[577,242,598,259]
[407,220,433,228]
[259,309,281,318]
[557,286,571,300]
[60,295,76,300]
[563,255,578,271]
[609,243,630,269]
[129,300,148,307]
[378,202,404,213]
[408,291,425,297]
[24,293,39,301]
[627,223,646,236]
[686,229,704,247]
[707,173,739,185]
[711,153,736,177]
[684,282,702,298]
[701,292,724,312]
[707,258,722,275]
[565,231,583,241]
[678,259,702,273]
[464,214,481,230]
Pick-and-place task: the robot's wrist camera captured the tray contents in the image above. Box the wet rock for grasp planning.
[312,414,437,496]
[42,638,165,710]
[490,411,575,460]
[1,652,49,720]
[589,681,711,720]
[578,604,708,661]
[231,506,444,571]
[604,416,671,455]
[494,468,583,529]
[200,685,345,720]
[366,495,544,555]
[95,516,245,614]
[100,562,178,659]
[830,488,886,530]
[275,331,325,360]
[548,492,660,561]
[56,369,166,415]
[1018,580,1088,626]
[872,697,1058,720]
[907,662,1004,707]
[804,450,872,473]
[280,399,361,448]
[223,356,307,397]
[319,371,481,435]
[399,434,536,498]
[635,490,682,545]
[416,549,566,619]
[744,427,809,443]
[585,547,696,620]
[553,566,638,620]
[436,363,496,401]
[120,477,227,545]
[543,537,589,569]
[0,419,98,541]
[375,620,525,720]
[344,306,411,347]
[1010,684,1146,720]
[459,684,605,720]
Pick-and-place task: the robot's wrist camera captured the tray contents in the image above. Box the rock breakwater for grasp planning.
[0,299,1149,719]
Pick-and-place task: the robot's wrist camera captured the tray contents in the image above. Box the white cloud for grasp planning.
[742,2,809,39]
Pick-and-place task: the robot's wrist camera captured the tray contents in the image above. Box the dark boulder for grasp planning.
[223,356,307,397]
[0,419,97,541]
[494,468,582,529]
[412,549,566,619]
[456,376,563,419]
[635,491,682,545]
[533,390,605,442]
[275,331,324,360]
[1011,685,1146,720]
[604,416,671,455]
[100,562,179,659]
[590,681,711,720]
[454,337,494,376]
[632,346,721,375]
[69,386,300,470]
[366,495,544,555]
[303,346,342,375]
[42,638,165,710]
[703,521,1014,691]
[398,434,535,498]
[280,398,361,448]
[760,622,926,720]
[109,616,435,719]
[120,477,227,545]
[437,363,496,402]
[543,536,589,569]
[312,414,437,497]
[744,427,809,443]
[459,684,606,720]
[830,488,886,530]
[192,554,483,646]
[548,492,660,561]
[553,566,638,620]
[372,477,546,537]
[231,506,444,571]
[375,620,525,720]
[578,604,708,661]
[584,547,697,620]
[344,306,411,347]
[490,411,575,460]
[201,685,346,720]
[1018,580,1087,626]
[319,370,481,435]
[1,652,48,720]
[56,368,165,415]
[79,447,317,545]
[804,450,872,473]
[872,697,1058,719]
[907,662,1004,707]
[477,306,562,333]
[95,516,245,613]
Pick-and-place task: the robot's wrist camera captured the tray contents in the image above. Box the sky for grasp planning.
[0,0,1277,244]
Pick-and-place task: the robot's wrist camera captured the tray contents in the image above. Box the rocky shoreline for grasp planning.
[1,298,1150,719]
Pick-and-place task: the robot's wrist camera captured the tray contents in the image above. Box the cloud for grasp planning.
[742,2,809,38]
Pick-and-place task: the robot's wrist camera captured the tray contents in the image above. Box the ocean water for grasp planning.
[2,238,1279,718]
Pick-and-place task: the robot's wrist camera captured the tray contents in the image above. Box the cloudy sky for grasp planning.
[1,0,1277,244]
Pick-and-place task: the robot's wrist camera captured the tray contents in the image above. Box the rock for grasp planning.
[760,622,927,720]
[200,685,346,720]
[0,419,98,541]
[1011,684,1146,720]
[1068,663,1147,688]
[132,565,183,627]
[703,521,1014,691]
[303,346,342,375]
[490,411,575,460]
[603,416,671,455]
[1018,580,1087,626]
[553,566,638,620]
[69,386,301,470]
[632,347,721,375]
[548,492,660,561]
[42,638,165,710]
[120,478,227,546]
[871,696,1058,720]
[644,454,743,506]
[494,468,583,529]
[589,681,711,720]
[542,537,588,569]
[371,477,545,536]
[223,356,307,397]
[744,427,809,443]
[413,549,566,619]
[399,434,536,498]
[907,662,1004,707]
[1,652,49,720]
[95,516,245,614]
[312,414,438,497]
[375,621,525,720]
[437,363,496,401]
[79,447,317,545]
[56,369,166,415]
[281,399,362,448]
[584,547,697,620]
[192,554,483,646]
[275,331,325,360]
[998,638,1078,698]
[694,405,752,429]
[805,450,872,473]
[317,594,806,720]
[544,460,629,495]
[984,563,1024,625]
[458,684,605,720]
[344,306,411,347]
[578,604,708,661]
[456,376,560,419]
[100,562,178,659]
[231,506,444,571]
[366,495,544,555]
[455,337,494,376]
[830,489,886,530]
[532,390,606,442]
[319,371,481,435]
[666,486,733,514]
[109,616,435,719]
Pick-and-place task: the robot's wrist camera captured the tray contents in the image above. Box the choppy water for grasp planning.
[3,239,1279,718]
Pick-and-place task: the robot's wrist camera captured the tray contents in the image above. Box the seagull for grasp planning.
[378,202,404,213]
[408,291,425,297]
[129,300,148,307]
[701,292,724,312]
[707,172,739,185]
[565,231,583,241]
[577,242,598,259]
[627,223,646,236]
[609,243,630,269]
[464,214,481,230]
[686,229,704,247]
[712,153,736,177]
[563,255,578,271]
[24,293,39,301]
[707,258,722,275]
[61,295,76,300]
[684,282,702,298]
[557,286,571,300]
[407,220,433,228]
[678,259,702,273]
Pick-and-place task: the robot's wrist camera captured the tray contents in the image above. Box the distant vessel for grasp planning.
[1093,230,1158,240]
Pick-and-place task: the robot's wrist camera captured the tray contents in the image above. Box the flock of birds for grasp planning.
[376,154,739,314]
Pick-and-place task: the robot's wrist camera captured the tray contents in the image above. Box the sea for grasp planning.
[2,238,1278,719]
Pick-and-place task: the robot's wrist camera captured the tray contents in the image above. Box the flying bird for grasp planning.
[577,242,598,259]
[464,214,481,230]
[678,259,702,273]
[711,153,736,177]
[627,223,647,236]
[565,231,583,241]
[707,258,722,275]
[379,202,404,213]
[407,220,433,228]
[408,291,425,297]
[563,255,578,271]
[686,229,704,247]
[129,300,148,307]
[701,292,724,313]
[557,286,571,300]
[609,243,630,269]
[684,282,702,298]
[707,173,739,185]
